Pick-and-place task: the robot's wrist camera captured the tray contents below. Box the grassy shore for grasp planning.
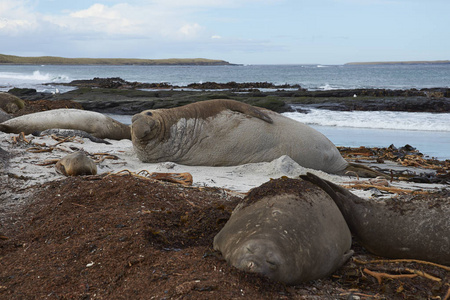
[0,54,231,66]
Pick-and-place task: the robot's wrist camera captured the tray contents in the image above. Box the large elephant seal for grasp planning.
[55,152,97,176]
[131,99,383,177]
[301,172,450,266]
[0,109,130,140]
[0,92,25,114]
[213,177,353,284]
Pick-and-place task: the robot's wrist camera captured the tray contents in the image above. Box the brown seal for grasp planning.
[131,99,384,177]
[55,152,97,176]
[213,177,353,284]
[301,172,450,266]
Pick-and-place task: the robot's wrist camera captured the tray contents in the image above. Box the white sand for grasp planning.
[0,132,446,198]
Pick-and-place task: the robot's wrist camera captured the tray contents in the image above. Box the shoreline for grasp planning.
[0,54,233,66]
[6,77,450,116]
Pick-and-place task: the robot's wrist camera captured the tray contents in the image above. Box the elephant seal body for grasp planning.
[302,172,450,266]
[55,152,97,176]
[131,99,381,176]
[213,177,353,284]
[0,109,130,140]
[35,129,112,144]
[0,92,25,114]
[0,109,11,123]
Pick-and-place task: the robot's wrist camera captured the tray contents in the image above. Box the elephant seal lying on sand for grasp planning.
[213,177,353,284]
[301,172,450,266]
[0,109,130,140]
[131,99,383,177]
[55,152,97,176]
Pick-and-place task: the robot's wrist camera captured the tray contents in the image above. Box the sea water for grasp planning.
[1,64,449,159]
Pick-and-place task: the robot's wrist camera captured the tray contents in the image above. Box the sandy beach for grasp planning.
[1,131,446,197]
[1,129,449,299]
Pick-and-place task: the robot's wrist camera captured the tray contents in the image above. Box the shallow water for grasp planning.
[310,125,449,160]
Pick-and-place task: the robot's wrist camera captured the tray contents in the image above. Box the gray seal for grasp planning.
[213,177,353,284]
[0,109,130,140]
[301,172,450,266]
[55,152,97,176]
[131,99,383,177]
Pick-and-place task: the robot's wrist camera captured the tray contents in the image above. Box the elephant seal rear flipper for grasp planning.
[301,172,450,265]
[342,162,389,179]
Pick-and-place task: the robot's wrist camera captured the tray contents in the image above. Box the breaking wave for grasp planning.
[283,108,450,132]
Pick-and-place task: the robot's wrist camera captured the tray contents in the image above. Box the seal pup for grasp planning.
[213,177,353,284]
[301,172,450,266]
[131,99,384,177]
[55,152,97,176]
[0,109,130,140]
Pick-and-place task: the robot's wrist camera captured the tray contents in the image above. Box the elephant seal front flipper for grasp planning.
[213,177,352,285]
[301,172,450,266]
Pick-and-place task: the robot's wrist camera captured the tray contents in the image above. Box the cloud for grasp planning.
[0,0,281,60]
[0,0,38,34]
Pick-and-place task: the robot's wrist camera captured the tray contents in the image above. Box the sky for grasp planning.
[0,0,449,64]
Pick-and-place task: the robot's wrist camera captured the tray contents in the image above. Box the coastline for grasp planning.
[345,60,450,65]
[0,54,232,66]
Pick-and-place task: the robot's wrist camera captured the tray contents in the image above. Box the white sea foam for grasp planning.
[0,70,70,83]
[283,109,450,132]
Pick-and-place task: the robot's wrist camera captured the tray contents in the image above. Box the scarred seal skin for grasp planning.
[0,109,130,140]
[213,177,353,285]
[55,152,97,176]
[301,172,450,266]
[131,99,383,177]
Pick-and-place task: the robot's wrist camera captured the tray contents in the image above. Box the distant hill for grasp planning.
[0,54,232,66]
[345,60,450,65]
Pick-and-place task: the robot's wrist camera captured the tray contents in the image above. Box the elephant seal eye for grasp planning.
[145,111,153,116]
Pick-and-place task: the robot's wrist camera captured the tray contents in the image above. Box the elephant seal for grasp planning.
[0,92,25,114]
[131,99,384,177]
[301,172,450,266]
[0,109,130,140]
[55,152,97,176]
[34,129,112,144]
[0,109,11,123]
[213,177,353,284]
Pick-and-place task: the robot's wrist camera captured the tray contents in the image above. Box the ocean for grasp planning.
[1,64,449,159]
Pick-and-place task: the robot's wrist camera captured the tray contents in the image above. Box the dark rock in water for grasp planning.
[8,88,55,101]
[8,88,37,96]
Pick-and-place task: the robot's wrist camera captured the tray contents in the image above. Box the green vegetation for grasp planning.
[0,54,231,66]
[345,60,450,65]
